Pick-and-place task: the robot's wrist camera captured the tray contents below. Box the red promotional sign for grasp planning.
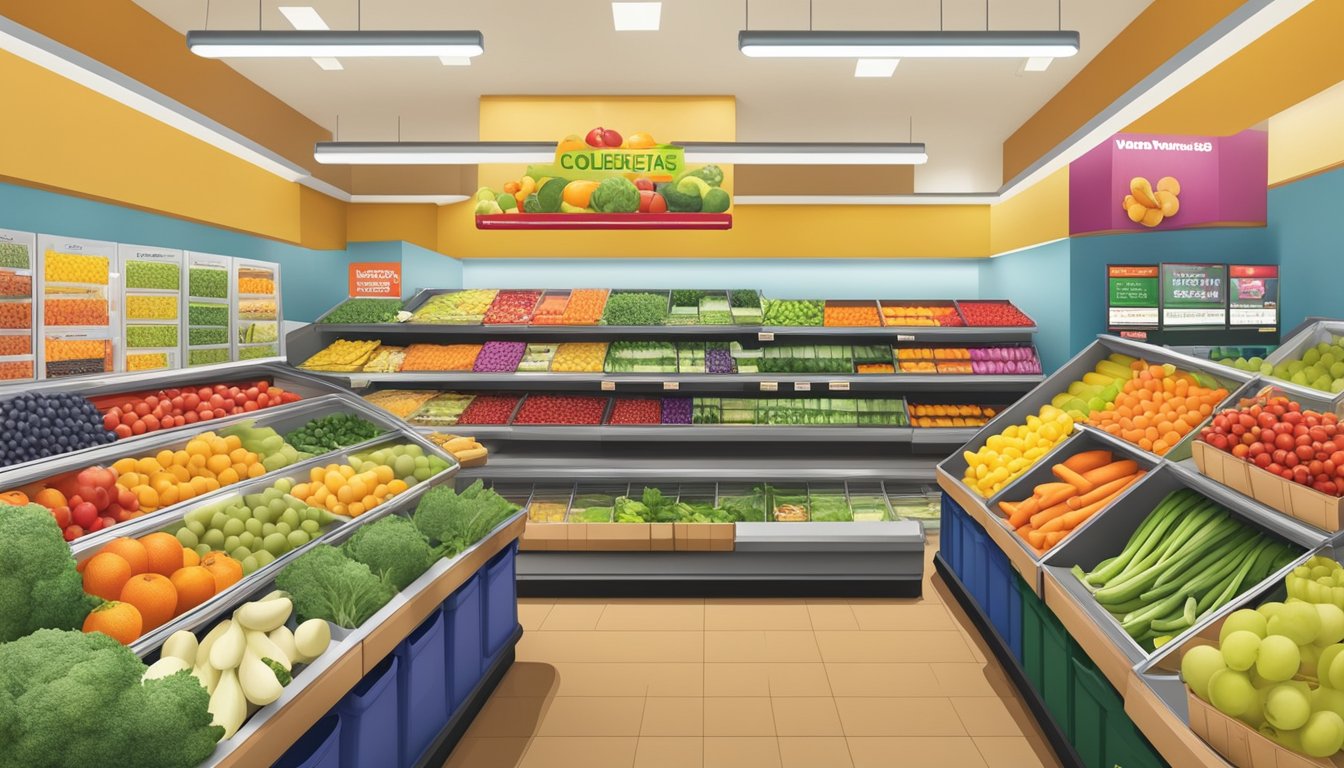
[348,262,401,297]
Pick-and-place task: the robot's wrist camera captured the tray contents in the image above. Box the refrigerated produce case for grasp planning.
[118,243,183,372]
[38,234,117,378]
[185,251,234,367]
[0,360,524,768]
[0,228,36,382]
[933,331,1344,768]
[233,257,284,362]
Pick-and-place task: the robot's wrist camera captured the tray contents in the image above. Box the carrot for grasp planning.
[1038,495,1116,533]
[1043,531,1069,547]
[1051,464,1094,494]
[1031,482,1074,498]
[1081,459,1140,486]
[1062,450,1112,474]
[999,500,1020,517]
[1027,529,1048,549]
[1066,473,1142,510]
[1006,497,1040,528]
[1033,483,1077,511]
[1029,500,1072,529]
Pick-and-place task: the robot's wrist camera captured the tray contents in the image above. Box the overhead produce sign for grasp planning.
[348,262,401,298]
[1069,129,1267,235]
[1107,265,1159,330]
[1105,262,1279,345]
[1228,265,1279,328]
[473,127,731,231]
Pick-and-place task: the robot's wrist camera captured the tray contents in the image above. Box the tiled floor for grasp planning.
[443,536,1060,768]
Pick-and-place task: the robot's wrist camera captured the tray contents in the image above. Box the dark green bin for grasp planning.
[1018,577,1074,740]
[1070,654,1167,768]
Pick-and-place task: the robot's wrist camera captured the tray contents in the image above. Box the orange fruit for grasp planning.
[182,547,201,568]
[101,537,150,575]
[201,552,243,590]
[119,573,178,631]
[83,601,143,644]
[82,552,133,602]
[170,566,218,614]
[33,487,67,509]
[139,532,186,577]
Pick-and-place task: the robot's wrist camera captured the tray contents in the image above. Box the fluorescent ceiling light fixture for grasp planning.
[314,141,555,164]
[187,30,484,59]
[1023,56,1052,71]
[313,57,343,70]
[438,56,471,65]
[854,58,899,77]
[612,2,661,31]
[679,142,927,165]
[739,30,1079,58]
[277,7,344,70]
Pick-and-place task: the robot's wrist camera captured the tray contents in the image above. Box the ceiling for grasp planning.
[132,0,1152,192]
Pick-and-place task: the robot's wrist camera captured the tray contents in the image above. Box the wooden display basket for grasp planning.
[673,522,735,552]
[1192,440,1344,532]
[1186,690,1341,768]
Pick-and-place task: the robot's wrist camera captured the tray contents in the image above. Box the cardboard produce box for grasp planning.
[1193,440,1344,532]
[1186,689,1341,768]
[673,522,736,552]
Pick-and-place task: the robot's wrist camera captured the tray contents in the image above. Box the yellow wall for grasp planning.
[989,169,1069,256]
[347,204,439,253]
[1268,80,1344,186]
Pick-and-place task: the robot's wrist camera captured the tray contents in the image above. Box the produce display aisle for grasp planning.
[0,361,526,768]
[936,323,1344,768]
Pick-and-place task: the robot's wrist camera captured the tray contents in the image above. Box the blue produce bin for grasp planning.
[274,714,342,768]
[443,574,484,713]
[483,542,518,659]
[940,494,961,573]
[336,654,400,768]
[983,547,1023,659]
[396,608,449,768]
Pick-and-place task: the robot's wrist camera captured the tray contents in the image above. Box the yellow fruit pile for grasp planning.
[1124,177,1181,228]
[550,342,609,372]
[962,405,1075,498]
[126,295,179,320]
[290,463,408,518]
[45,252,110,285]
[113,433,266,512]
[299,339,381,371]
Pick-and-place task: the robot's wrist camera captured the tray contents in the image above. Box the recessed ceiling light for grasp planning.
[740,30,1079,59]
[439,56,471,66]
[612,2,661,31]
[854,59,899,77]
[313,57,343,70]
[1024,56,1052,71]
[278,7,344,70]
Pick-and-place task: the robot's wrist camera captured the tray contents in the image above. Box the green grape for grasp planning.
[231,546,252,562]
[223,535,240,552]
[194,543,211,558]
[1265,684,1311,731]
[1221,609,1268,642]
[1313,687,1344,720]
[1181,645,1227,701]
[175,529,198,549]
[241,555,259,576]
[1318,604,1344,645]
[252,506,273,525]
[254,550,275,567]
[1259,601,1286,622]
[1302,711,1344,758]
[202,529,225,549]
[263,533,288,556]
[1321,645,1344,688]
[276,522,291,536]
[280,509,299,528]
[1301,644,1323,678]
[286,530,310,548]
[268,498,287,514]
[244,518,263,536]
[1270,603,1322,645]
[1330,647,1344,689]
[209,512,228,531]
[1222,631,1262,672]
[1254,635,1300,682]
[273,478,293,493]
[1209,669,1259,718]
[237,532,255,550]
[413,455,428,468]
[300,519,319,534]
[186,520,206,538]
[222,518,244,537]
[261,522,277,537]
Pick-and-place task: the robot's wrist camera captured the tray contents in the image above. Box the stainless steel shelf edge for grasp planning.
[318,370,1043,389]
[1165,460,1329,549]
[306,322,1039,340]
[415,424,919,442]
[459,455,937,482]
[735,520,924,549]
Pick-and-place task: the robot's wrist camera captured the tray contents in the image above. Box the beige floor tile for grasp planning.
[641,697,704,736]
[806,603,859,630]
[930,662,1012,697]
[847,736,987,768]
[494,662,561,697]
[703,697,777,736]
[443,737,531,768]
[539,602,608,631]
[634,737,704,768]
[519,736,638,768]
[974,736,1052,768]
[834,698,967,737]
[703,737,781,768]
[772,697,844,736]
[778,737,853,768]
[468,696,551,738]
[518,631,704,663]
[704,663,771,697]
[704,631,821,663]
[518,600,554,631]
[952,697,1030,737]
[548,662,702,697]
[823,663,942,697]
[644,663,707,697]
[766,663,832,697]
[597,600,704,631]
[849,603,957,631]
[705,600,813,630]
[537,696,646,736]
[815,630,976,663]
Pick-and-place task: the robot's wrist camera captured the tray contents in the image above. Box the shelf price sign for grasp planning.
[1107,265,1160,330]
[347,263,401,298]
[1161,263,1226,328]
[1228,265,1279,329]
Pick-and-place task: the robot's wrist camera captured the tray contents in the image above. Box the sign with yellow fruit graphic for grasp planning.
[1124,176,1181,228]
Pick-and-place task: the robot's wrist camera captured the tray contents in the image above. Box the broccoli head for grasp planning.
[0,629,221,768]
[342,515,437,591]
[413,481,519,555]
[276,545,395,628]
[590,177,640,213]
[0,503,100,643]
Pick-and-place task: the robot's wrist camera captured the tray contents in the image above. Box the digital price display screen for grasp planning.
[1161,263,1227,328]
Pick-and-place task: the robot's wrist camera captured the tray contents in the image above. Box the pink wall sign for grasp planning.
[1069,129,1267,235]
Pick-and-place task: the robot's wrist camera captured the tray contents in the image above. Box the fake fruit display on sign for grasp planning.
[1124,176,1181,228]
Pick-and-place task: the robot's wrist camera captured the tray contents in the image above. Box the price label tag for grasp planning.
[349,377,370,390]
[757,332,775,342]
[600,380,616,391]
[663,381,680,391]
[896,334,915,342]
[829,381,851,392]
[794,381,812,392]
[759,381,779,392]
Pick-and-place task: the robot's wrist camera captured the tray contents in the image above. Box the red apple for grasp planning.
[634,177,654,192]
[601,128,622,147]
[71,502,97,528]
[51,505,71,528]
[63,525,83,542]
[638,190,667,214]
[585,127,607,147]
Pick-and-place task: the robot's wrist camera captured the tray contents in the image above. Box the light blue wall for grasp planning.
[401,241,462,298]
[981,240,1072,371]
[1269,166,1343,333]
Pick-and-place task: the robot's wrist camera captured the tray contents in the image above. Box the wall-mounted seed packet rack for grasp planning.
[118,243,182,372]
[233,257,282,362]
[0,229,37,382]
[37,235,117,378]
[184,251,233,366]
